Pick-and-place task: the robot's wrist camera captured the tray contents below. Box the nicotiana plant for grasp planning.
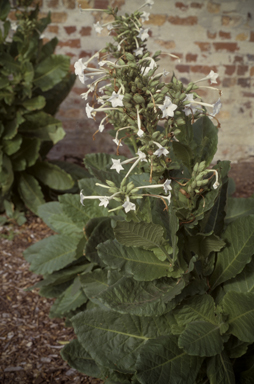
[0,0,85,225]
[24,2,254,383]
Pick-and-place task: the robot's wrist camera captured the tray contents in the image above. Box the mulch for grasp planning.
[0,162,253,383]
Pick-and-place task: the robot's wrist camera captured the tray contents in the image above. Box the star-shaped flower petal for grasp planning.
[113,138,123,147]
[137,28,149,41]
[137,128,144,137]
[163,179,172,193]
[74,58,86,76]
[86,103,94,119]
[134,47,144,56]
[141,11,150,22]
[154,146,169,157]
[159,96,178,118]
[136,149,147,162]
[110,158,124,173]
[207,70,219,84]
[108,91,124,107]
[99,197,110,207]
[145,0,154,8]
[122,200,136,213]
[94,21,103,34]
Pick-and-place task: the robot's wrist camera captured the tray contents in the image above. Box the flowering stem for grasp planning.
[123,158,141,179]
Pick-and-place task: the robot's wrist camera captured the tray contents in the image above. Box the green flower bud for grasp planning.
[126,182,135,193]
[125,52,135,61]
[191,181,197,189]
[106,180,116,187]
[147,103,155,109]
[131,85,137,93]
[131,194,142,199]
[174,129,181,135]
[113,197,122,202]
[187,185,192,193]
[198,161,206,173]
[152,131,161,139]
[150,80,160,87]
[175,118,185,126]
[193,162,199,173]
[121,178,127,187]
[161,139,168,146]
[123,101,133,109]
[124,93,132,101]
[118,58,126,66]
[182,100,192,106]
[185,83,194,92]
[179,93,187,101]
[174,111,182,116]
[130,187,140,194]
[133,94,146,104]
[109,187,119,194]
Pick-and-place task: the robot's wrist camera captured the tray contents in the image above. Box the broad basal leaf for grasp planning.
[98,240,173,281]
[11,137,40,170]
[136,335,203,384]
[30,161,74,190]
[223,259,254,294]
[222,291,254,342]
[225,197,254,224]
[18,173,45,214]
[210,216,254,290]
[207,351,235,384]
[2,134,22,156]
[34,54,70,91]
[71,306,172,373]
[22,96,46,111]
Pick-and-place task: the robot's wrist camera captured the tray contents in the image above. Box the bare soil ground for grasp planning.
[0,162,253,384]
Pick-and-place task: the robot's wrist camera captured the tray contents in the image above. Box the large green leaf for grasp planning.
[33,54,70,91]
[207,351,235,384]
[79,269,109,306]
[0,0,11,21]
[222,291,254,342]
[223,259,254,294]
[30,161,74,190]
[3,112,25,139]
[191,116,218,166]
[2,134,22,156]
[210,216,254,290]
[85,219,114,265]
[61,339,104,378]
[98,240,173,281]
[225,197,254,224]
[0,154,14,195]
[21,95,46,111]
[172,141,193,170]
[136,335,203,384]
[71,306,172,373]
[18,173,45,214]
[27,234,82,275]
[11,137,40,170]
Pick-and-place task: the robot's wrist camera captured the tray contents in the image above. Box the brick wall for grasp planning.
[26,0,254,162]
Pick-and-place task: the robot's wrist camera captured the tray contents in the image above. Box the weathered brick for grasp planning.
[221,15,242,27]
[78,0,90,8]
[62,0,76,9]
[250,67,254,77]
[47,25,59,33]
[250,32,254,42]
[175,64,190,73]
[94,0,109,8]
[50,12,68,23]
[237,66,248,76]
[80,26,92,36]
[190,65,218,74]
[175,2,188,11]
[207,2,220,13]
[222,78,236,87]
[58,39,81,48]
[207,31,216,39]
[247,54,254,61]
[213,42,239,52]
[243,92,254,98]
[168,16,197,25]
[65,52,76,58]
[237,78,251,88]
[224,65,236,76]
[64,26,76,34]
[155,39,176,50]
[144,14,167,26]
[194,42,211,51]
[236,33,248,41]
[190,2,203,8]
[47,0,59,7]
[79,51,92,59]
[219,30,231,39]
[233,56,244,64]
[186,53,197,62]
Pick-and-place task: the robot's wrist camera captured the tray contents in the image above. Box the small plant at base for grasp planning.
[23,3,254,384]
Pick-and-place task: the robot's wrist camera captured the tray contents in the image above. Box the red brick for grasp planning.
[213,42,239,52]
[190,65,218,74]
[190,2,203,8]
[168,16,197,25]
[58,39,81,48]
[62,0,76,9]
[65,52,76,58]
[175,2,188,11]
[94,0,109,8]
[64,26,76,34]
[207,31,216,39]
[47,25,59,33]
[144,14,167,26]
[243,92,254,97]
[250,31,254,42]
[224,65,236,75]
[219,30,231,39]
[46,0,59,7]
[222,15,242,26]
[50,12,68,23]
[237,78,251,87]
[79,51,92,59]
[237,65,248,76]
[186,53,197,62]
[80,26,92,36]
[207,2,220,13]
[233,56,244,64]
[194,42,211,51]
[176,64,190,73]
[250,67,254,76]
[222,78,236,87]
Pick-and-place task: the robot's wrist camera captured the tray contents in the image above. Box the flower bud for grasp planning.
[125,52,135,62]
[130,187,140,194]
[185,83,194,92]
[133,94,146,104]
[179,93,187,101]
[106,180,116,187]
[198,161,206,173]
[191,181,197,189]
[152,131,161,139]
[126,182,135,193]
[109,187,119,194]
[193,162,199,173]
[175,118,185,126]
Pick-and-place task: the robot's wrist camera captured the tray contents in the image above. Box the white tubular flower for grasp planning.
[137,129,145,137]
[80,191,106,206]
[141,11,150,22]
[213,181,220,189]
[11,22,18,31]
[194,70,219,85]
[110,159,124,173]
[146,0,154,7]
[134,47,144,56]
[99,197,110,208]
[154,147,169,157]
[163,179,172,193]
[108,91,124,107]
[113,138,123,147]
[86,103,94,119]
[74,58,86,76]
[136,106,144,137]
[137,28,149,41]
[141,58,157,76]
[81,85,95,100]
[94,21,103,34]
[107,24,113,31]
[122,196,136,213]
[137,149,147,162]
[99,116,107,132]
[158,96,178,118]
[78,74,89,84]
[212,98,222,116]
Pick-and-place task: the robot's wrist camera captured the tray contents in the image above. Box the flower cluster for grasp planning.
[75,1,222,215]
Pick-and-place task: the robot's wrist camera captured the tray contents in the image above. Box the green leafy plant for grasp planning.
[0,0,78,219]
[24,2,254,383]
